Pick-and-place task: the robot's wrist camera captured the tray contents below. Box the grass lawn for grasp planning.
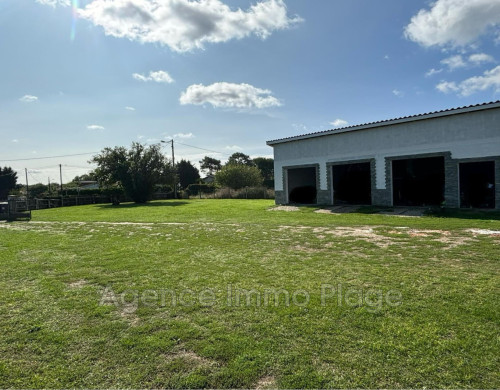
[0,199,499,388]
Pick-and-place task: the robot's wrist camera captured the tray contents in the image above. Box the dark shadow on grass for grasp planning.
[97,201,189,209]
[425,208,500,220]
[304,204,500,220]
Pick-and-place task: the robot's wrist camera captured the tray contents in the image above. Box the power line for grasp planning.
[28,171,43,184]
[0,151,99,163]
[174,141,232,157]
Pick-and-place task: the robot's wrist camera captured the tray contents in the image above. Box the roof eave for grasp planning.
[266,100,500,146]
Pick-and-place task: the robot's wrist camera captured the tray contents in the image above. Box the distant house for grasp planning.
[78,181,99,191]
[267,101,500,209]
[202,175,215,184]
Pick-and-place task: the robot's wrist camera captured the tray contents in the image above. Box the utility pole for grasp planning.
[59,164,63,192]
[162,140,177,199]
[48,177,51,193]
[25,168,29,211]
[59,164,64,207]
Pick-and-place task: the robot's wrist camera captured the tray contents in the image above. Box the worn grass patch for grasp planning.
[0,200,498,388]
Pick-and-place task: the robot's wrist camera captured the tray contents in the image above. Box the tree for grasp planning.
[177,160,200,189]
[199,156,222,176]
[72,172,96,183]
[0,167,18,200]
[215,164,263,190]
[253,157,274,180]
[227,152,255,166]
[91,143,170,203]
[29,183,49,198]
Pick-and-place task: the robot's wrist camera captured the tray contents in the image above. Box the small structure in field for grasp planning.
[0,199,31,221]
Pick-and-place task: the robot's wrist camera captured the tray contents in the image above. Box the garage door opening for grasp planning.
[332,162,372,205]
[287,167,317,204]
[392,156,445,206]
[460,161,495,209]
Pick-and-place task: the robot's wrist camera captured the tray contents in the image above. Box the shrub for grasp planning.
[187,184,216,196]
[215,165,263,190]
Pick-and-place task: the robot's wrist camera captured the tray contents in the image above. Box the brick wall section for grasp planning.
[371,158,392,206]
[275,190,286,205]
[496,159,500,210]
[316,190,331,205]
[444,153,460,208]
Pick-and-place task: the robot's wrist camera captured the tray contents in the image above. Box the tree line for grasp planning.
[0,144,274,204]
[90,143,273,203]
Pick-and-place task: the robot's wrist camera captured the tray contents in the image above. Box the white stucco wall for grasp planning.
[272,107,500,191]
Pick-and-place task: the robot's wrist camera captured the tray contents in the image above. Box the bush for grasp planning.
[215,165,263,190]
[154,184,173,193]
[61,188,102,196]
[233,186,274,199]
[213,187,274,199]
[187,184,216,196]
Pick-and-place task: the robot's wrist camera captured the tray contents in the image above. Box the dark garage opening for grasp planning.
[288,167,317,204]
[392,156,445,206]
[332,162,372,205]
[460,161,495,209]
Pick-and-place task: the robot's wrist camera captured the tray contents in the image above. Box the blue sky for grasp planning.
[1,0,499,183]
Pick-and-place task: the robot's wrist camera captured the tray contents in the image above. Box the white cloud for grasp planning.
[330,119,348,128]
[225,145,242,151]
[87,124,105,130]
[36,0,70,7]
[78,0,302,52]
[174,132,195,139]
[19,95,38,103]
[11,139,19,143]
[405,0,500,48]
[426,68,443,77]
[469,53,495,64]
[436,81,459,94]
[133,70,174,84]
[392,89,404,97]
[440,53,495,71]
[436,65,500,95]
[125,106,136,111]
[441,55,467,70]
[180,82,282,109]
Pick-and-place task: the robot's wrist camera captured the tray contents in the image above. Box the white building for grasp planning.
[267,101,500,209]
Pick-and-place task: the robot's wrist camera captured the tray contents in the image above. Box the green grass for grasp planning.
[0,199,499,388]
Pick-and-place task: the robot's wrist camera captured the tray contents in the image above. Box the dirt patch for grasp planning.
[390,227,476,249]
[315,208,338,214]
[255,376,277,390]
[467,229,500,237]
[314,226,393,248]
[279,225,476,250]
[67,279,88,289]
[164,348,217,368]
[119,308,140,327]
[314,206,360,214]
[269,206,300,212]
